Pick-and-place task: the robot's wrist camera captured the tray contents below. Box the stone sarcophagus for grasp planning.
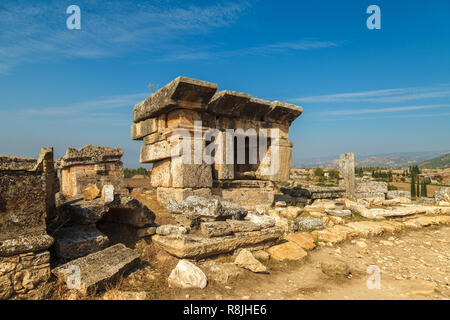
[0,148,56,299]
[132,77,303,208]
[56,145,125,198]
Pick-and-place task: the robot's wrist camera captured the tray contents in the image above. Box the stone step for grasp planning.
[53,225,109,260]
[52,243,139,295]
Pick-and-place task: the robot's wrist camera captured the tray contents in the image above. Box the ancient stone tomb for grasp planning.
[132,76,303,208]
[0,148,56,299]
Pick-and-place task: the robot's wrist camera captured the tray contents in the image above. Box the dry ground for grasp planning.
[115,183,450,300]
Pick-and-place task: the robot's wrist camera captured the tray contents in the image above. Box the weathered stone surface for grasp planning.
[201,261,244,284]
[246,212,276,228]
[307,187,346,200]
[133,76,218,122]
[62,195,155,227]
[0,235,54,257]
[101,185,114,203]
[325,209,352,217]
[201,221,233,238]
[103,289,148,300]
[53,225,109,260]
[280,207,302,219]
[284,233,316,250]
[150,159,172,187]
[387,190,411,200]
[82,184,100,201]
[168,259,207,289]
[234,249,268,273]
[52,243,139,295]
[221,200,248,220]
[157,187,211,206]
[265,101,303,124]
[346,221,385,237]
[226,220,261,233]
[295,217,324,231]
[207,90,251,117]
[56,145,123,169]
[267,242,307,261]
[339,153,356,200]
[348,203,425,219]
[354,178,388,199]
[311,229,346,244]
[156,225,189,236]
[131,118,157,140]
[435,187,450,202]
[321,258,351,277]
[153,227,282,259]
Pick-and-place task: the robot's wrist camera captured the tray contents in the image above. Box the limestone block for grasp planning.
[239,97,272,120]
[170,156,212,188]
[267,242,307,261]
[284,233,316,250]
[234,249,267,273]
[53,225,109,260]
[226,220,261,233]
[156,187,211,206]
[167,109,201,128]
[52,243,139,295]
[200,221,233,238]
[101,185,114,203]
[339,153,356,200]
[140,140,173,163]
[143,132,161,145]
[264,101,303,125]
[168,260,207,289]
[131,118,157,140]
[207,90,251,117]
[133,76,217,123]
[151,159,172,187]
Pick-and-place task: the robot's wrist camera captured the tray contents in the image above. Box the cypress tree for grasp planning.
[411,175,416,198]
[416,178,420,198]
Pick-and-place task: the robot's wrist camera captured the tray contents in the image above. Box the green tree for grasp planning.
[314,168,324,177]
[416,177,420,198]
[411,175,416,198]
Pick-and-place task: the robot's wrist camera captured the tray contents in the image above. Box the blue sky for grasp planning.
[0,0,449,167]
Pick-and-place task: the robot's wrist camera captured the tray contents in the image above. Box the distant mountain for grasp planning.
[419,153,450,169]
[296,150,450,169]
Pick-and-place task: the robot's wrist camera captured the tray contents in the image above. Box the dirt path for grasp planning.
[162,226,449,300]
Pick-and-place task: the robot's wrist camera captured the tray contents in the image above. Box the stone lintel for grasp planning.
[207,90,251,117]
[264,101,303,124]
[131,118,158,140]
[133,76,218,123]
[56,145,123,169]
[240,97,272,120]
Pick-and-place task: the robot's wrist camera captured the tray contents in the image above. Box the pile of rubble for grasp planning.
[152,196,283,259]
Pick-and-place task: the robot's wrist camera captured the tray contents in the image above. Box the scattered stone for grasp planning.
[252,250,270,261]
[386,190,411,200]
[103,289,148,300]
[101,185,114,203]
[320,258,351,277]
[284,233,316,250]
[246,212,276,228]
[295,217,324,231]
[275,201,287,208]
[201,261,244,284]
[52,243,139,295]
[325,209,352,217]
[156,224,189,236]
[435,187,450,202]
[355,240,367,248]
[168,260,207,289]
[267,242,307,261]
[380,240,394,246]
[280,207,301,219]
[82,184,100,201]
[234,249,268,273]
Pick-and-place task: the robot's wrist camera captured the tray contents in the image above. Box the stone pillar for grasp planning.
[339,153,356,200]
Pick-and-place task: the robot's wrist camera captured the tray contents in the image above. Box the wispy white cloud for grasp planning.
[0,0,251,74]
[292,85,450,103]
[321,104,450,116]
[21,92,148,116]
[159,39,341,61]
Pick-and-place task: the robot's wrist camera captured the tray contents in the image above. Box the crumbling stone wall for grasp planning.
[0,148,55,299]
[56,145,125,198]
[131,77,303,208]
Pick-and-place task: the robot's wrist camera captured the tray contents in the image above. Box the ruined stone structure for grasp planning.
[339,153,356,201]
[56,145,125,199]
[131,76,303,208]
[0,148,56,299]
[52,145,155,261]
